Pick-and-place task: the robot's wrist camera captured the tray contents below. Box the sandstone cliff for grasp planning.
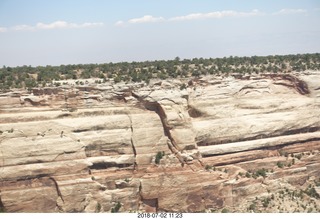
[1,72,320,213]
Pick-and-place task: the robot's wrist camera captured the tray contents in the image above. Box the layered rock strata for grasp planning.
[0,72,320,212]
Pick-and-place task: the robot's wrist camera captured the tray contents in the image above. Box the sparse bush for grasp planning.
[255,168,267,178]
[248,203,256,211]
[0,202,5,213]
[205,165,212,170]
[155,151,165,164]
[111,202,121,213]
[54,82,61,87]
[295,154,302,160]
[279,150,284,156]
[68,107,78,112]
[96,203,101,212]
[221,208,229,213]
[277,161,284,168]
[304,187,320,199]
[262,197,271,208]
[180,83,187,90]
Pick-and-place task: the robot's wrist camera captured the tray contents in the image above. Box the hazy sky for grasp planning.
[0,0,320,67]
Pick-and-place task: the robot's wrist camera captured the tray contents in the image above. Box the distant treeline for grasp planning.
[0,53,320,90]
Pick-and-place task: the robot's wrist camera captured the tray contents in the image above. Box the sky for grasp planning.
[0,0,320,67]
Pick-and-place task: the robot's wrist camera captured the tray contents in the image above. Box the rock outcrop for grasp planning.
[1,72,320,213]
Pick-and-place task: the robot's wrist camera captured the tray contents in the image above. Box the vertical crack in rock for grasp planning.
[131,91,193,170]
[49,177,64,203]
[126,113,138,171]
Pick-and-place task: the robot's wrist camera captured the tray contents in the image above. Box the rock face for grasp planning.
[1,72,320,213]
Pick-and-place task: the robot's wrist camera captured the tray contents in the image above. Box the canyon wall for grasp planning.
[1,72,320,212]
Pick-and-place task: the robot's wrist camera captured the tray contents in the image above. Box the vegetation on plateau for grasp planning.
[1,53,320,91]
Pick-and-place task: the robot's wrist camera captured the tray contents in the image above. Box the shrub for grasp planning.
[68,107,78,112]
[304,187,320,199]
[180,83,187,90]
[111,202,121,213]
[155,151,165,164]
[279,150,284,156]
[277,161,284,168]
[256,169,267,178]
[295,154,302,160]
[205,165,212,170]
[0,208,5,213]
[262,197,271,208]
[221,208,229,213]
[248,203,256,211]
[96,203,101,212]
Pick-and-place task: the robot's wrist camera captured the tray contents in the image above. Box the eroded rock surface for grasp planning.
[1,72,320,212]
